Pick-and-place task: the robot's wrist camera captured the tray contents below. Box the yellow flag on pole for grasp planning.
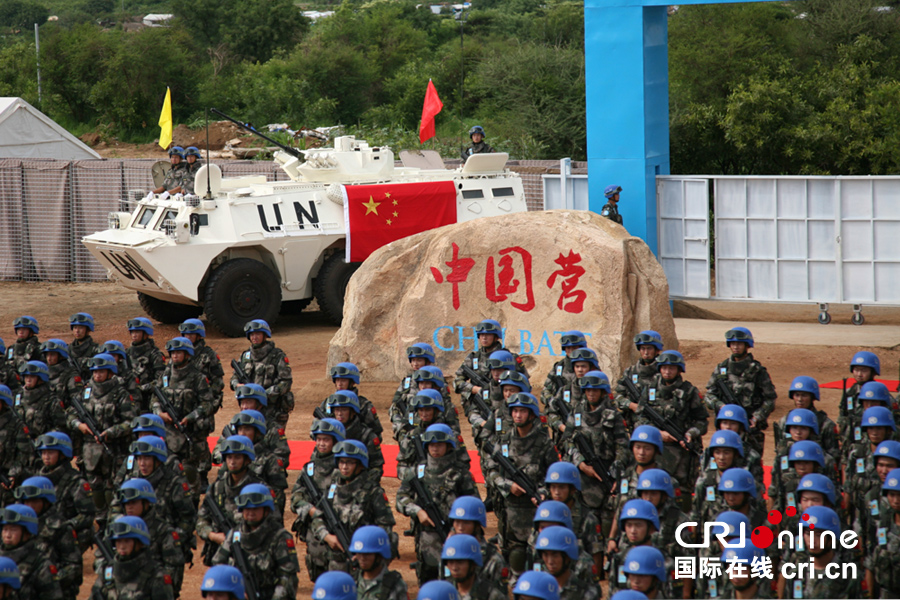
[158,87,173,150]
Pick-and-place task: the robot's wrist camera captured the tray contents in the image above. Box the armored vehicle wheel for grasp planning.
[137,292,202,324]
[314,252,361,325]
[203,258,282,337]
[280,298,313,315]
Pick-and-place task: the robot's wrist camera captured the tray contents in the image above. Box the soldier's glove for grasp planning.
[144,191,155,201]
[160,191,170,200]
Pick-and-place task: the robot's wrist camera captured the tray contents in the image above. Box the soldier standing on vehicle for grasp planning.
[600,185,624,226]
[460,126,494,161]
[615,331,664,432]
[0,504,63,600]
[349,526,408,600]
[152,147,187,196]
[231,320,294,427]
[126,318,167,413]
[92,516,175,600]
[540,331,588,411]
[68,313,100,377]
[441,534,507,600]
[183,147,203,194]
[8,317,41,372]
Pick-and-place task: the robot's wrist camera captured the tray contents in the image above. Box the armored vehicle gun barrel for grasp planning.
[210,108,303,159]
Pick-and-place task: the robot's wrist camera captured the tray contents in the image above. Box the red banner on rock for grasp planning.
[344,181,457,262]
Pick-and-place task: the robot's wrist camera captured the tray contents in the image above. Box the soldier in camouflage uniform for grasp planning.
[15,361,66,441]
[101,340,142,408]
[635,350,708,507]
[14,478,80,600]
[153,337,215,495]
[395,391,465,482]
[855,440,900,555]
[199,565,245,599]
[476,370,533,453]
[350,526,408,600]
[482,392,557,576]
[458,350,517,449]
[534,525,600,600]
[845,407,895,526]
[772,408,840,487]
[622,546,670,600]
[773,376,840,467]
[317,362,383,438]
[178,319,225,419]
[325,391,386,478]
[446,496,510,588]
[113,415,184,488]
[7,317,41,373]
[703,327,776,451]
[213,484,300,600]
[391,365,461,445]
[782,473,839,539]
[390,343,436,440]
[528,501,596,580]
[68,312,100,378]
[291,418,345,582]
[540,331,588,412]
[396,423,478,584]
[0,339,17,393]
[541,462,603,575]
[125,318,167,414]
[441,534,507,600]
[183,147,202,193]
[845,381,900,450]
[34,432,94,550]
[713,404,764,487]
[152,147,187,195]
[606,500,664,596]
[865,467,900,598]
[692,430,758,524]
[92,516,175,600]
[0,556,19,598]
[41,340,82,405]
[615,331,664,433]
[0,504,63,600]
[67,353,135,513]
[709,540,772,600]
[839,351,881,455]
[230,319,294,427]
[228,384,291,467]
[454,319,528,414]
[701,468,768,538]
[311,441,396,574]
[768,441,831,520]
[198,435,265,565]
[547,348,601,443]
[0,385,34,504]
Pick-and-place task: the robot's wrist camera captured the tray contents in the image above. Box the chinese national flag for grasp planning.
[343,181,457,262]
[419,79,443,144]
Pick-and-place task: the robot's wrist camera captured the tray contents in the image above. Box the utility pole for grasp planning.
[34,23,41,108]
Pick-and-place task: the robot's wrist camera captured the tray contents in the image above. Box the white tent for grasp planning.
[0,97,101,160]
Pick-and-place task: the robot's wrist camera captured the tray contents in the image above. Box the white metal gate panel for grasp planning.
[657,178,709,298]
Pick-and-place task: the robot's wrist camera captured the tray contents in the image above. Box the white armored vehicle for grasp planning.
[83,114,528,336]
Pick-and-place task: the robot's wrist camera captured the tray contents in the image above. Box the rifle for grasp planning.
[409,472,450,540]
[483,441,542,506]
[96,533,116,565]
[298,470,355,567]
[202,489,235,566]
[151,386,194,445]
[572,431,616,494]
[840,378,849,418]
[461,365,492,420]
[68,394,113,455]
[0,471,12,489]
[313,406,328,420]
[624,379,701,457]
[231,359,249,385]
[231,531,262,600]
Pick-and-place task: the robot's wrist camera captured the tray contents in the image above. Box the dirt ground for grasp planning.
[0,281,896,599]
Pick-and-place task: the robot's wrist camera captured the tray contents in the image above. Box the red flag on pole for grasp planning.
[343,181,457,262]
[419,79,443,144]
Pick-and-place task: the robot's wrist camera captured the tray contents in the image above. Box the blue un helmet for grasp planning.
[725,327,754,348]
[882,468,900,496]
[14,476,55,504]
[569,348,600,370]
[859,381,892,406]
[130,435,168,463]
[717,468,757,498]
[230,410,267,437]
[604,184,622,199]
[618,499,660,531]
[721,540,763,570]
[417,581,459,600]
[236,383,268,407]
[634,330,663,351]
[13,316,38,335]
[708,429,745,457]
[0,557,20,590]
[713,511,751,539]
[411,389,445,413]
[201,565,244,599]
[469,126,486,138]
[132,414,167,438]
[406,343,436,364]
[637,468,674,499]
[243,319,271,339]
[220,435,256,462]
[448,496,487,527]
[631,425,664,455]
[610,593,648,600]
[507,392,541,417]
[178,318,206,337]
[89,353,118,375]
[797,474,837,506]
[499,370,532,393]
[101,340,128,361]
[108,516,150,546]
[326,390,361,414]
[126,317,153,335]
[441,534,482,566]
[311,418,346,443]
[40,339,70,360]
[622,546,666,583]
[422,423,456,449]
[331,362,360,385]
[350,525,391,559]
[334,440,369,469]
[69,312,95,332]
[534,500,574,530]
[118,478,157,505]
[535,525,579,560]
[0,385,13,408]
[655,350,685,373]
[35,431,73,459]
[486,350,516,372]
[20,361,49,382]
[716,405,750,432]
[800,506,841,536]
[788,441,825,468]
[165,337,195,357]
[785,408,820,435]
[578,370,611,393]
[474,319,502,337]
[559,330,587,350]
[185,146,201,159]
[513,571,560,600]
[236,483,275,511]
[0,505,38,536]
[874,441,900,464]
[545,461,582,491]
[850,351,881,375]
[862,406,897,431]
[312,572,356,600]
[414,366,446,389]
[168,146,185,158]
[788,376,820,401]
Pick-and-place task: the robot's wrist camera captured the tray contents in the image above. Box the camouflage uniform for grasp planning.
[212,431,289,516]
[699,436,765,491]
[117,460,195,546]
[343,416,386,478]
[769,461,838,519]
[161,163,186,192]
[614,358,658,432]
[0,535,63,600]
[557,571,600,600]
[197,468,264,564]
[7,336,41,373]
[134,506,185,595]
[692,474,768,533]
[126,339,167,413]
[696,459,765,519]
[0,405,35,499]
[600,200,622,225]
[703,354,777,451]
[152,361,215,494]
[548,380,584,442]
[781,547,860,599]
[607,541,669,597]
[844,440,881,522]
[864,502,900,597]
[39,459,95,550]
[15,383,66,440]
[34,505,81,600]
[395,413,466,482]
[390,381,460,444]
[212,421,291,470]
[653,497,692,578]
[319,387,383,438]
[68,335,100,377]
[290,450,337,581]
[92,547,174,600]
[541,355,576,411]
[191,339,225,418]
[355,566,408,600]
[396,452,479,583]
[0,355,19,391]
[213,512,300,600]
[773,409,841,469]
[454,342,528,434]
[230,341,294,426]
[451,570,508,600]
[47,362,82,405]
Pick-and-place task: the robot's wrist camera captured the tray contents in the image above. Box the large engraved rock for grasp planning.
[329,210,677,385]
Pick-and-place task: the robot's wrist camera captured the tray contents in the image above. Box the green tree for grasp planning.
[0,0,48,30]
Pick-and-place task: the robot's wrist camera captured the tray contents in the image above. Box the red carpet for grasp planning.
[820,379,899,392]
